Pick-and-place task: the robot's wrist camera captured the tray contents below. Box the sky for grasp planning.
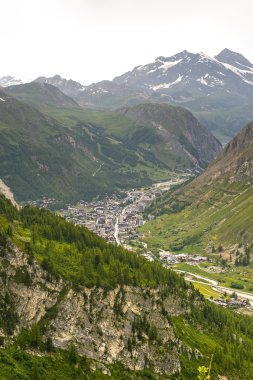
[1,0,253,85]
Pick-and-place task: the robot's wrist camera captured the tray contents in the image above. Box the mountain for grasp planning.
[112,49,253,142]
[0,195,253,379]
[116,103,222,169]
[35,74,85,97]
[141,121,253,259]
[38,49,253,142]
[0,91,221,202]
[215,48,253,70]
[4,82,79,109]
[114,49,253,97]
[0,75,23,87]
[34,75,149,109]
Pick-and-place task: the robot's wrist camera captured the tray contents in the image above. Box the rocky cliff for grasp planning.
[0,242,198,377]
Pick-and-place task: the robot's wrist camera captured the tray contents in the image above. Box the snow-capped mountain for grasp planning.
[72,48,253,141]
[7,48,253,141]
[113,49,253,99]
[0,76,23,87]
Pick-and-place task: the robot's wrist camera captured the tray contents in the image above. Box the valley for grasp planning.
[54,173,253,315]
[2,1,253,377]
[1,41,253,379]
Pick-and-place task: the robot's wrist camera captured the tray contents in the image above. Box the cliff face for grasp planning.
[0,242,197,376]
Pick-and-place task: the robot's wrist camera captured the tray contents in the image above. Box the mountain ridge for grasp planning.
[26,48,253,141]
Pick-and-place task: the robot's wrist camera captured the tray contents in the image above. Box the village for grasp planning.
[59,177,189,245]
[60,187,160,245]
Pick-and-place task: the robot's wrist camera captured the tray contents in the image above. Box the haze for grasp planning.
[1,0,253,85]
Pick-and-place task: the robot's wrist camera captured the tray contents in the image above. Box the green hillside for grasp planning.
[141,122,253,247]
[140,122,253,294]
[0,90,221,203]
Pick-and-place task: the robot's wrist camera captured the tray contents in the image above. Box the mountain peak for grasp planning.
[34,74,84,96]
[215,48,253,69]
[52,74,62,80]
[155,50,193,62]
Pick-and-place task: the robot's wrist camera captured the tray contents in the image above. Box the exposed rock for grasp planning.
[0,179,19,208]
[0,243,193,376]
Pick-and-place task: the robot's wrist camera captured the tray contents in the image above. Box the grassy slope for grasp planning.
[141,181,253,250]
[141,121,253,249]
[140,123,253,293]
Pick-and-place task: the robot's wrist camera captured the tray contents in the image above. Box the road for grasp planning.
[92,163,103,177]
[173,269,253,303]
[114,217,120,244]
[174,269,218,286]
[113,190,149,245]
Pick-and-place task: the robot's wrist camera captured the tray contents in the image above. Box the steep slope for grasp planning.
[0,93,221,202]
[4,82,79,109]
[141,121,253,254]
[0,196,253,379]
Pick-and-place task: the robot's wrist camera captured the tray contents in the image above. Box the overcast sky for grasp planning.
[1,0,253,85]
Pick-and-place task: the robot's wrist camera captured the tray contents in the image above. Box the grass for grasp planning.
[192,283,220,299]
[140,178,253,252]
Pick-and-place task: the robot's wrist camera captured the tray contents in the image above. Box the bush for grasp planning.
[230,282,244,290]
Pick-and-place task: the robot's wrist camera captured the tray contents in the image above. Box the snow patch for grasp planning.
[197,74,224,87]
[221,62,253,84]
[159,59,182,71]
[151,74,183,91]
[0,97,5,102]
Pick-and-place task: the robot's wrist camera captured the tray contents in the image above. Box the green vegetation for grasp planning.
[191,283,219,299]
[0,347,164,380]
[0,92,220,202]
[1,196,253,378]
[141,180,253,251]
[19,205,188,290]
